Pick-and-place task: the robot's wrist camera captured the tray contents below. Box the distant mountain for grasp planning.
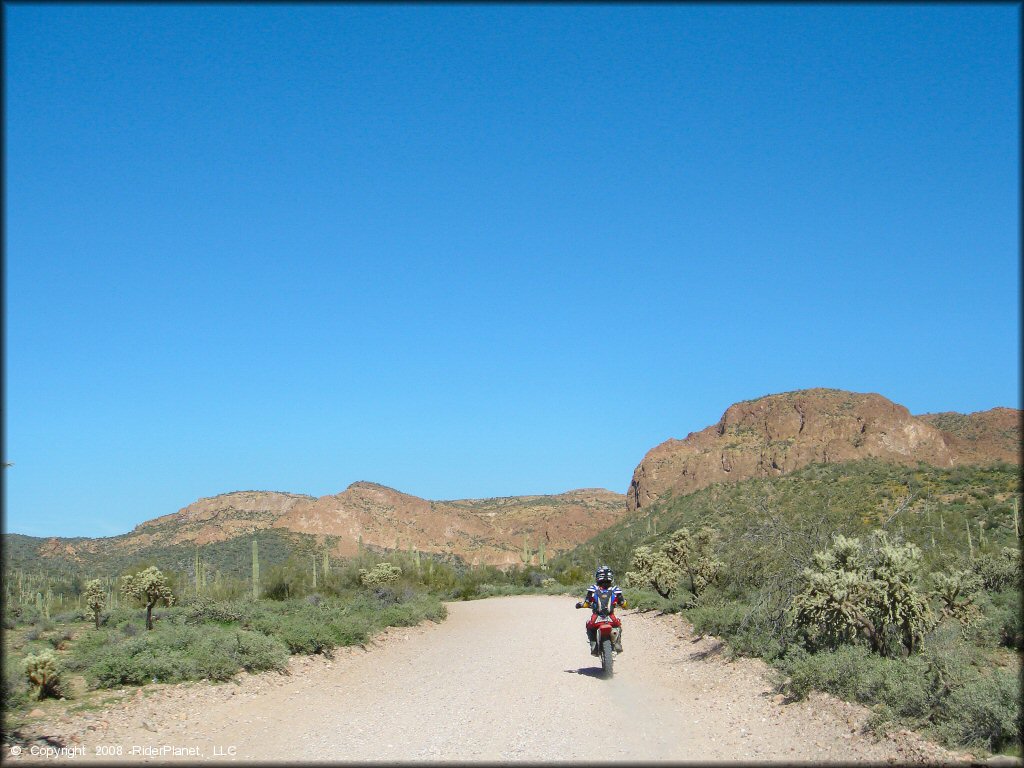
[12,387,1018,574]
[25,484,628,570]
[627,389,1020,511]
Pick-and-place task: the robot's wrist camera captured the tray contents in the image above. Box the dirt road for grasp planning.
[8,595,965,762]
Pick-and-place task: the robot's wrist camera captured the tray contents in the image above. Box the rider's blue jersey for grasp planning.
[584,584,624,608]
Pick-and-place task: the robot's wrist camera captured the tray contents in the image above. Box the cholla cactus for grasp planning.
[624,526,723,601]
[121,567,175,630]
[84,579,106,629]
[359,563,402,588]
[624,545,680,598]
[931,569,983,626]
[790,531,934,656]
[864,531,933,654]
[23,650,63,700]
[971,547,1022,591]
[662,527,723,598]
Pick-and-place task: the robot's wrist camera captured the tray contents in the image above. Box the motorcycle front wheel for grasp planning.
[601,637,613,678]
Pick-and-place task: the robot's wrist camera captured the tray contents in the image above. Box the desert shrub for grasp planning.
[688,601,747,638]
[727,621,787,661]
[919,620,986,696]
[3,662,26,711]
[622,588,676,613]
[184,597,244,625]
[372,587,400,607]
[228,630,290,673]
[63,628,115,672]
[82,625,287,688]
[781,645,930,719]
[51,611,84,624]
[381,593,446,626]
[272,616,339,656]
[933,667,1021,752]
[448,583,480,601]
[23,650,68,700]
[988,589,1023,650]
[688,601,788,660]
[47,629,75,650]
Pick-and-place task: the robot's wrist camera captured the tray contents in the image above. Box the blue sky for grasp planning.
[4,4,1019,538]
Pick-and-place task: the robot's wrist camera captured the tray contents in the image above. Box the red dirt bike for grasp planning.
[575,590,623,678]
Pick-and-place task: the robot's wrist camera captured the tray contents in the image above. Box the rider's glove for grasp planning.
[575,601,583,609]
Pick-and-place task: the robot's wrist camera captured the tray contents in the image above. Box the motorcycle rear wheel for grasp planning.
[601,637,613,678]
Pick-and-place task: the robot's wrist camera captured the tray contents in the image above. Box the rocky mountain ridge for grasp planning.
[23,388,1019,568]
[34,484,628,568]
[627,389,1019,510]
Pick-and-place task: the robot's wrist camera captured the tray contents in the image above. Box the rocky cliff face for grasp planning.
[627,389,1020,511]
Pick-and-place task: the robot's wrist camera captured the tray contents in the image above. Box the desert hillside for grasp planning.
[31,485,627,569]
[628,389,1020,510]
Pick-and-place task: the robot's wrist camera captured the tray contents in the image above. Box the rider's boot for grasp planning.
[612,627,623,653]
[587,627,598,655]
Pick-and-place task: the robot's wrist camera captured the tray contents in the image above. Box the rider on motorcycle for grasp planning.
[576,565,626,654]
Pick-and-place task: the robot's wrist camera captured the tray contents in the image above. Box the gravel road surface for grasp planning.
[7,595,967,763]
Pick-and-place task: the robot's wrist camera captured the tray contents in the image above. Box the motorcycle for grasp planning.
[576,590,622,678]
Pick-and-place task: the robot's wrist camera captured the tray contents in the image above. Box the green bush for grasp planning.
[687,601,747,637]
[920,620,987,694]
[990,589,1023,649]
[272,617,340,656]
[622,588,676,613]
[185,597,245,625]
[688,601,790,660]
[781,645,930,719]
[79,625,288,688]
[934,668,1021,752]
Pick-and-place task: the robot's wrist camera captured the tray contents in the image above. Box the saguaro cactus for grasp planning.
[252,539,260,599]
